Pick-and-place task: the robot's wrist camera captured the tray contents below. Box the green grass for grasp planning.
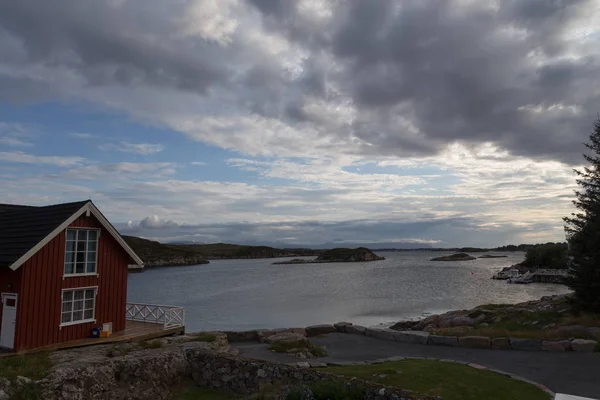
[286,381,365,400]
[173,381,241,400]
[268,340,328,357]
[138,340,163,349]
[0,353,52,380]
[318,360,551,400]
[191,333,217,343]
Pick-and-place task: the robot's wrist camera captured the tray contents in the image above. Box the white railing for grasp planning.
[125,303,185,329]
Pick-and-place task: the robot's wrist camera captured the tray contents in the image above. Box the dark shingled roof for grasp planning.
[0,200,90,268]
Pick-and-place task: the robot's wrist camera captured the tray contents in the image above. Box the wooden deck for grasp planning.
[0,321,184,357]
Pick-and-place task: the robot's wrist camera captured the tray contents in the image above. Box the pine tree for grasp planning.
[563,118,600,311]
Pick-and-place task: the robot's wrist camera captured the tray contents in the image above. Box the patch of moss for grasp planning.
[0,353,52,380]
[268,340,328,357]
[192,333,217,343]
[139,340,163,349]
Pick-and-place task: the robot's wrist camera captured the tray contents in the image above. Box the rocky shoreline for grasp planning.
[274,247,385,264]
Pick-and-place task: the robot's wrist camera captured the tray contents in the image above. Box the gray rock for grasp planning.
[555,325,589,338]
[296,362,311,369]
[326,361,354,366]
[491,337,511,350]
[571,339,597,353]
[305,325,336,337]
[586,327,600,339]
[0,389,8,400]
[309,362,327,368]
[333,322,353,333]
[509,338,542,351]
[392,331,430,344]
[264,333,307,344]
[386,356,406,362]
[345,325,366,335]
[257,369,267,378]
[366,328,395,341]
[459,336,491,349]
[542,341,566,352]
[16,376,32,385]
[428,335,459,347]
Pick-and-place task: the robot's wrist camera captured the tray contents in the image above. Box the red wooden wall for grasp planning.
[13,214,131,351]
[0,268,21,341]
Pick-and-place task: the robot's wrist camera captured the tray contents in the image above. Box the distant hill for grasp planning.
[123,236,321,266]
[123,236,209,268]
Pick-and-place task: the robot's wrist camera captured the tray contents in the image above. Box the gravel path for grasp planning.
[232,333,600,398]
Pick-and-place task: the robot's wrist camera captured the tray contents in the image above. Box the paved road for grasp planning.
[233,333,600,398]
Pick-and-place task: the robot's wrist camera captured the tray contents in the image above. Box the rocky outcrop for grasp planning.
[430,253,476,261]
[275,248,385,264]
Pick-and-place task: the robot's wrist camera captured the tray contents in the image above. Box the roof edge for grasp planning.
[9,201,144,270]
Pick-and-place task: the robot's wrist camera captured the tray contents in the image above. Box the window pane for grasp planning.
[78,230,88,241]
[65,251,75,263]
[61,313,71,323]
[85,299,94,309]
[74,290,84,300]
[85,289,95,299]
[66,230,76,240]
[76,241,86,253]
[86,251,96,262]
[63,291,73,301]
[73,311,83,321]
[84,310,94,320]
[66,241,75,252]
[62,302,72,312]
[74,300,84,311]
[76,263,85,274]
[88,230,98,240]
[86,262,95,273]
[88,240,98,252]
[64,263,74,275]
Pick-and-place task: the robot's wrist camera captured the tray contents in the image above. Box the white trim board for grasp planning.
[9,201,144,270]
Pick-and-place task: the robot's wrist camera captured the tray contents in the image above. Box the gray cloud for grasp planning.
[0,0,598,164]
[117,215,555,248]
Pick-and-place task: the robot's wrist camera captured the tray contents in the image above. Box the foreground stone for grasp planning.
[542,341,568,352]
[265,333,308,344]
[491,337,511,350]
[334,322,353,332]
[393,331,430,344]
[509,338,542,351]
[306,324,336,337]
[187,349,440,399]
[571,339,598,353]
[346,325,367,335]
[459,336,491,349]
[428,335,459,347]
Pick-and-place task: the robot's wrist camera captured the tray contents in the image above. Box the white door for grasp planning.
[0,293,17,349]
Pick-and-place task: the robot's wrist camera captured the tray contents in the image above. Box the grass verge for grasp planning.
[318,360,551,400]
[0,353,52,380]
[268,340,328,357]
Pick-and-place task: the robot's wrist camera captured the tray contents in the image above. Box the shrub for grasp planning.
[523,243,568,269]
[192,333,217,342]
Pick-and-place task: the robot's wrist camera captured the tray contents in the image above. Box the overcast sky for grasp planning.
[1,0,599,247]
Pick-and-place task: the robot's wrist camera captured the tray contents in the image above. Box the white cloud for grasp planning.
[99,142,164,155]
[68,132,94,139]
[0,151,85,167]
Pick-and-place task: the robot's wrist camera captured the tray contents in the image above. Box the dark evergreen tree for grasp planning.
[564,118,600,310]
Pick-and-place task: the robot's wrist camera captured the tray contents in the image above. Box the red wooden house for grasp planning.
[0,200,144,352]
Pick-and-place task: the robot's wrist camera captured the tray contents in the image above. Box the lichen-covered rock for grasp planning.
[265,333,308,344]
[305,325,336,337]
[509,338,542,351]
[491,337,511,350]
[458,336,491,349]
[334,322,353,332]
[392,331,430,344]
[428,335,459,347]
[542,341,568,352]
[345,325,367,335]
[571,339,598,353]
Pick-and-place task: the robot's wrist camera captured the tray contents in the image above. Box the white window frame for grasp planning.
[60,286,98,327]
[63,228,100,278]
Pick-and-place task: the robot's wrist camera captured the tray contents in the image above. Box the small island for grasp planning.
[478,254,508,259]
[430,253,477,261]
[273,247,385,264]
